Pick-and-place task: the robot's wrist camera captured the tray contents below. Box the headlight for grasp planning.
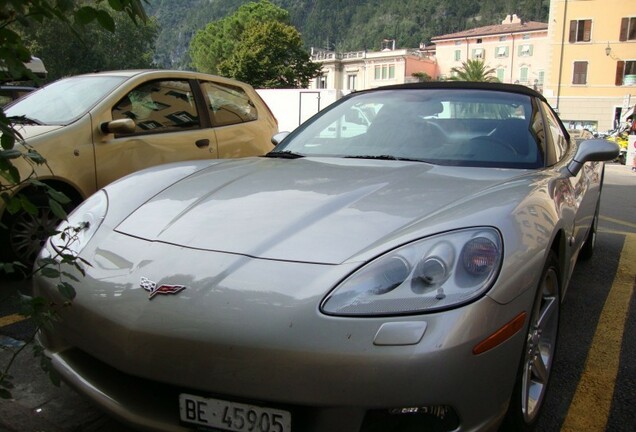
[50,190,108,256]
[321,228,502,316]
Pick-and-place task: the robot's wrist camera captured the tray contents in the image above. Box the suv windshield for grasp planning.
[5,75,127,125]
[276,89,543,169]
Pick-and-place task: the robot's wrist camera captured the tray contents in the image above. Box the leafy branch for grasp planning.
[0,0,148,401]
[0,222,89,399]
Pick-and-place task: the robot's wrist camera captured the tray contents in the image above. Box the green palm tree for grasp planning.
[449,59,499,82]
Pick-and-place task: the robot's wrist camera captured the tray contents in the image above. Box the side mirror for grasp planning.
[567,139,620,176]
[100,118,136,135]
[271,131,290,146]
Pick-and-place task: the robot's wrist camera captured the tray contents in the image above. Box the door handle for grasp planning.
[195,139,210,148]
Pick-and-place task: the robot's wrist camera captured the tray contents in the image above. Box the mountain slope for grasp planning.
[145,0,549,69]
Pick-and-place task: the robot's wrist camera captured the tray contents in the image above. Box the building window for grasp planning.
[497,68,505,82]
[347,74,357,90]
[519,44,533,57]
[522,34,531,40]
[454,50,461,61]
[317,75,327,89]
[496,46,509,58]
[573,61,588,85]
[520,67,529,83]
[620,17,636,41]
[569,19,592,43]
[374,64,396,80]
[472,48,484,59]
[476,38,483,44]
[615,61,636,86]
[538,71,545,85]
[499,36,507,42]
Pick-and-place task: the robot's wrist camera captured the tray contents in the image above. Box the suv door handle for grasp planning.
[195,139,210,148]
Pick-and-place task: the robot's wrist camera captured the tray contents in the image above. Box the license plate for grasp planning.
[179,393,291,432]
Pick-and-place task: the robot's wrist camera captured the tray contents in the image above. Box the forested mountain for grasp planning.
[145,0,549,69]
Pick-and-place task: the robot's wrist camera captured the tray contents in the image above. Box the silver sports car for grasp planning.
[35,82,618,432]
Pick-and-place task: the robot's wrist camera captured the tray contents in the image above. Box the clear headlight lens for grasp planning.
[50,190,108,256]
[321,228,502,316]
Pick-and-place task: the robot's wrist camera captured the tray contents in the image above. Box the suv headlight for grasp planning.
[50,190,108,257]
[321,228,502,316]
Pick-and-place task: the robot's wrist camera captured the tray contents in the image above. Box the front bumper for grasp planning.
[35,235,534,432]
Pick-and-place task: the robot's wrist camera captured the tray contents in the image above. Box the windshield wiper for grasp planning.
[8,115,43,125]
[265,150,305,159]
[345,155,429,163]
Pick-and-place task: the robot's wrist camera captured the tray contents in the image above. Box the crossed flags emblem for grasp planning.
[140,277,186,300]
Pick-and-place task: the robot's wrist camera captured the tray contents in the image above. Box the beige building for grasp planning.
[544,0,636,132]
[309,42,438,92]
[431,15,549,89]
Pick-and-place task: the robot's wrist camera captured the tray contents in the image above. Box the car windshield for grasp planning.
[5,75,127,125]
[276,88,543,169]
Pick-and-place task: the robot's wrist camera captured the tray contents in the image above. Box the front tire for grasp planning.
[500,252,560,431]
[0,191,72,276]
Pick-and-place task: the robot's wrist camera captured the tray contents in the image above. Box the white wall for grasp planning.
[256,89,342,132]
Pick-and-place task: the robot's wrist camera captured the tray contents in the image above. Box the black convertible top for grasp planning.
[367,81,547,102]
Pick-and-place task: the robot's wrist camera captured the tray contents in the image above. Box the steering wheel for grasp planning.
[469,135,519,155]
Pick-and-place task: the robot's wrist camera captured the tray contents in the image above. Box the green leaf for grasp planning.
[46,188,71,205]
[19,195,37,215]
[5,196,22,214]
[0,165,20,184]
[40,267,61,279]
[0,149,22,159]
[96,10,116,32]
[38,257,59,267]
[0,380,15,390]
[75,6,98,26]
[1,133,15,150]
[25,150,46,165]
[48,198,67,220]
[61,271,80,282]
[108,0,125,12]
[57,282,76,300]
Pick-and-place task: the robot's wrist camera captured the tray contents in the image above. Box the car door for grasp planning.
[199,80,275,158]
[542,102,598,248]
[94,78,219,189]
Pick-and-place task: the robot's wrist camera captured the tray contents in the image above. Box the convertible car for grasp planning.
[34,82,618,432]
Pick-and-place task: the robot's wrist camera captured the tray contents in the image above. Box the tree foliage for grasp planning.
[148,0,550,69]
[22,6,158,81]
[189,0,320,88]
[449,59,499,82]
[219,20,321,88]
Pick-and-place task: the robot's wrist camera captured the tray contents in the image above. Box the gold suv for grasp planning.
[1,70,278,267]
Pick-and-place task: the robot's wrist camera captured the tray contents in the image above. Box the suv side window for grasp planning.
[200,81,258,127]
[541,102,568,164]
[112,80,199,134]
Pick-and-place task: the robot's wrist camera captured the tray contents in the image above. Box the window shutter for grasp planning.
[573,62,588,85]
[620,18,628,41]
[616,61,625,86]
[583,20,592,42]
[569,20,576,43]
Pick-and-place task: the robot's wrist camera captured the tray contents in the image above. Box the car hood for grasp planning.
[115,157,531,265]
[10,124,64,140]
